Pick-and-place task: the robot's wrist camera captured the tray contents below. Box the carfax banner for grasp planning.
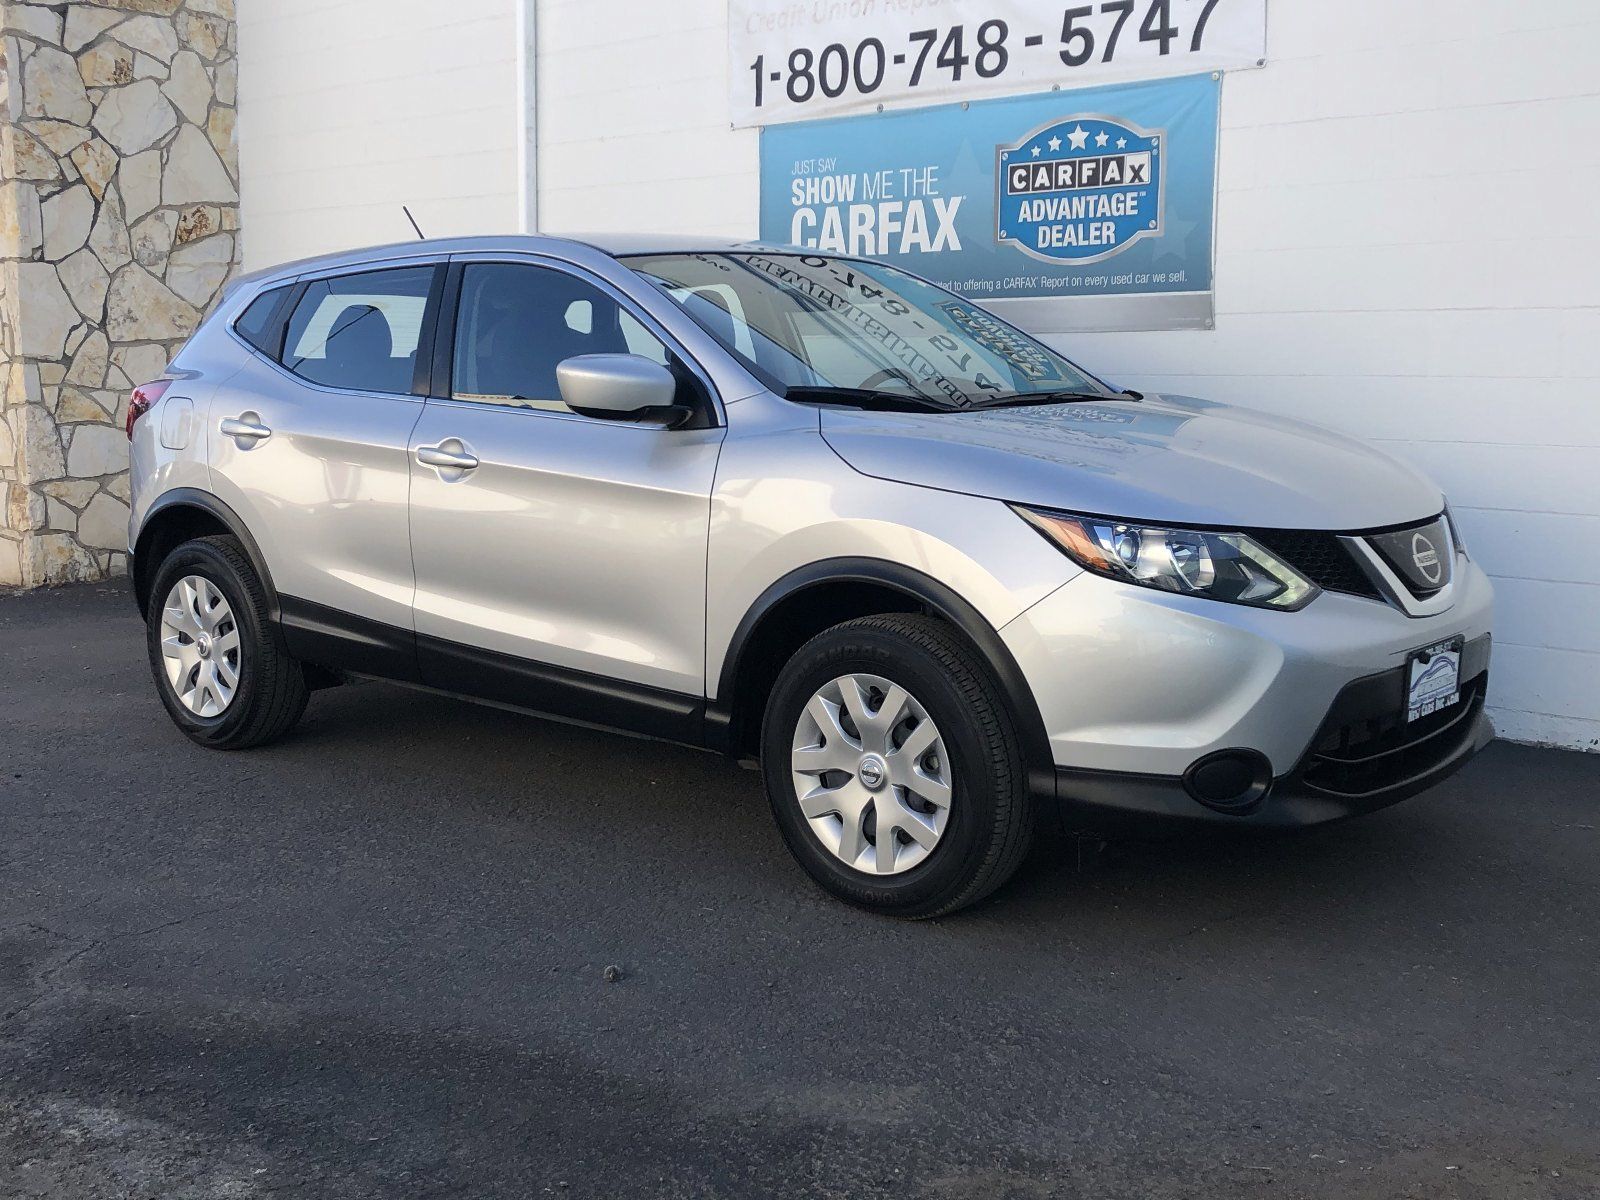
[758,73,1219,332]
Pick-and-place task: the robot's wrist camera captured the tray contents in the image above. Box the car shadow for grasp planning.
[265,677,1495,943]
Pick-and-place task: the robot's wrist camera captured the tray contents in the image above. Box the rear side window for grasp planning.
[282,266,435,394]
[234,285,291,356]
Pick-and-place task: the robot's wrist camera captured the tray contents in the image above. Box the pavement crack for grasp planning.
[0,919,58,937]
[2,903,239,1024]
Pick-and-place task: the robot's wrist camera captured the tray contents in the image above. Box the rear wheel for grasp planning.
[760,614,1034,918]
[145,535,309,749]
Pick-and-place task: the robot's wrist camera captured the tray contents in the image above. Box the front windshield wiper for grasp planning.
[782,386,950,415]
[969,389,1125,410]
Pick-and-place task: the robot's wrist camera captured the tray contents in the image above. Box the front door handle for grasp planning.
[220,413,271,443]
[417,440,479,471]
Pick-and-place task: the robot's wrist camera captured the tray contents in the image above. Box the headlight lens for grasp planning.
[1443,501,1469,560]
[1014,506,1320,610]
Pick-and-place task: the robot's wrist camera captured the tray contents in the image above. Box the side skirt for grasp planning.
[278,595,421,682]
[415,634,705,746]
[276,595,707,748]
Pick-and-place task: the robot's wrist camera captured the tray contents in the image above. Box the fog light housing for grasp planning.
[1183,749,1273,813]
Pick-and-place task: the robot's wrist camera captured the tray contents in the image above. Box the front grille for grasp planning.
[1245,528,1382,600]
[1365,516,1452,599]
[1301,675,1486,799]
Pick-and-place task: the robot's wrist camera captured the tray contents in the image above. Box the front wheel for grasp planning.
[760,614,1035,918]
[145,535,309,749]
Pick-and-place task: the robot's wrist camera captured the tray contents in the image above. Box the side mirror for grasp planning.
[556,354,686,425]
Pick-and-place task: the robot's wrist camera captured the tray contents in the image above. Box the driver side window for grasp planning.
[451,264,669,413]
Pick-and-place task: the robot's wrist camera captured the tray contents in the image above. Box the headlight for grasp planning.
[1014,506,1320,611]
[1443,501,1469,560]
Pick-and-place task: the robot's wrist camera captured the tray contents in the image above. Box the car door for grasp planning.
[206,260,443,678]
[407,257,726,731]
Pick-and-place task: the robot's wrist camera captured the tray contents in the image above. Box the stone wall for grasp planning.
[0,0,238,588]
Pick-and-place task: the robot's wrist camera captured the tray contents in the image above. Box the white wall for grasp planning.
[237,0,522,271]
[536,0,755,235]
[536,0,1600,751]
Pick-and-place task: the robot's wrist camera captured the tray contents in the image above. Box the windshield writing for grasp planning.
[622,252,1105,411]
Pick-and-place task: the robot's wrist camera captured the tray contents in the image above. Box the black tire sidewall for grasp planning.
[145,539,275,747]
[761,621,1010,916]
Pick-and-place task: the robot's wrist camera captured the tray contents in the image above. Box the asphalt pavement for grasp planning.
[2,581,1597,1199]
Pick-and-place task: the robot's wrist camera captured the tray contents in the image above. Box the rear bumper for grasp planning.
[1051,639,1494,831]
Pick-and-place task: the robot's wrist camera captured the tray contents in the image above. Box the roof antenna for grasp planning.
[402,205,426,240]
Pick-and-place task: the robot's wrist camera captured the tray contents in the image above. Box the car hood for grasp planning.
[818,393,1443,531]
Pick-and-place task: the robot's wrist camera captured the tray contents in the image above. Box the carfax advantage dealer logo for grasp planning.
[996,114,1166,266]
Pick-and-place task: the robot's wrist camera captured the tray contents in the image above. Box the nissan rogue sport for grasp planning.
[127,235,1493,917]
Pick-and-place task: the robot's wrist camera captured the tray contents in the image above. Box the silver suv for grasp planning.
[128,236,1493,916]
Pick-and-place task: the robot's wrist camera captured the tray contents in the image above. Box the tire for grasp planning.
[145,535,309,750]
[760,614,1034,918]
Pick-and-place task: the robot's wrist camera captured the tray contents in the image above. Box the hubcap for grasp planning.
[158,575,241,718]
[790,673,953,876]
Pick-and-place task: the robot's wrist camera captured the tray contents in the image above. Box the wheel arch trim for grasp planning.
[133,489,280,622]
[707,556,1057,799]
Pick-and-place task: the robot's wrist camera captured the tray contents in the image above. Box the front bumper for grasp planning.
[1001,555,1495,828]
[1053,646,1493,830]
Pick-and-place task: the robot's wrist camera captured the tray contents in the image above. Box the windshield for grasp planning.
[619,252,1112,412]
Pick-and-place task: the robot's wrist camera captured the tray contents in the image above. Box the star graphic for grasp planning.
[1031,145,1041,157]
[1067,124,1090,151]
[1047,135,1062,152]
[1095,130,1110,148]
[1116,136,1128,149]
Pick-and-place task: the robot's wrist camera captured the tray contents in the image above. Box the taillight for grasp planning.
[126,380,172,439]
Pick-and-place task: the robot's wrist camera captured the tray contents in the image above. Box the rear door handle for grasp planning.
[416,441,479,471]
[220,413,271,443]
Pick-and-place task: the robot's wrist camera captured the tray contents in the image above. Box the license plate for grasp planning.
[1406,637,1464,722]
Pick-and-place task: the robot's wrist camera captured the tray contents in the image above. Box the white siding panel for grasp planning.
[238,0,521,270]
[1490,644,1600,749]
[1491,579,1600,657]
[535,0,759,238]
[1451,510,1600,588]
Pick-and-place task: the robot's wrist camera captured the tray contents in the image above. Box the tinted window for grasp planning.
[234,285,290,356]
[282,266,435,394]
[451,264,668,412]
